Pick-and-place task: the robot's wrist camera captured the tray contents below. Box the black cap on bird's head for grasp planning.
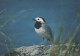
[33,17,46,23]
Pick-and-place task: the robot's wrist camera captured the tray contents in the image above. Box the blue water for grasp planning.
[0,0,80,54]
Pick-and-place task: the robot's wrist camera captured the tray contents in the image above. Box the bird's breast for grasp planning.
[35,27,46,37]
[35,27,45,34]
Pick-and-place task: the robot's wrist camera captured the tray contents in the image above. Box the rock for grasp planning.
[5,44,80,56]
[30,48,42,56]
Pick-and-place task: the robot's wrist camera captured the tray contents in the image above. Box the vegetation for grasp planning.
[0,9,16,56]
[50,13,80,56]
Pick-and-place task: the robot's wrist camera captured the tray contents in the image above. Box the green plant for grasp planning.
[0,9,16,56]
[50,13,80,56]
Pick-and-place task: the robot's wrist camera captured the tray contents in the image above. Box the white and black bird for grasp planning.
[33,17,54,44]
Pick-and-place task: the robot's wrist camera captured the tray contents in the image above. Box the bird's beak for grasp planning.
[32,19,35,21]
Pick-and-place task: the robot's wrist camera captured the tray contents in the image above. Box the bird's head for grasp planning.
[33,17,46,23]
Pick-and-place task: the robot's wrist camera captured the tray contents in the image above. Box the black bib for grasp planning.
[35,22,42,29]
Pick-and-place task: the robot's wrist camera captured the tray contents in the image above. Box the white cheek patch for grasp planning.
[39,19,45,23]
[35,17,45,23]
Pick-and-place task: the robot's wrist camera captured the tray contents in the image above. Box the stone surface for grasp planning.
[5,44,80,56]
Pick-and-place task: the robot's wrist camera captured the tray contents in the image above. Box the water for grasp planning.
[0,0,80,55]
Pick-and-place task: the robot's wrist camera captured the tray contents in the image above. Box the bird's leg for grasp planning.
[40,38,47,45]
[47,39,50,43]
[42,38,44,41]
[40,38,44,45]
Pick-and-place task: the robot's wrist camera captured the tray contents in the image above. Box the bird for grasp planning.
[33,17,54,44]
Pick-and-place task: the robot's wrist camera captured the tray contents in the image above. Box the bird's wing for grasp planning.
[42,23,53,37]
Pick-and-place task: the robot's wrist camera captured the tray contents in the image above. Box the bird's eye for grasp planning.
[38,19,39,20]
